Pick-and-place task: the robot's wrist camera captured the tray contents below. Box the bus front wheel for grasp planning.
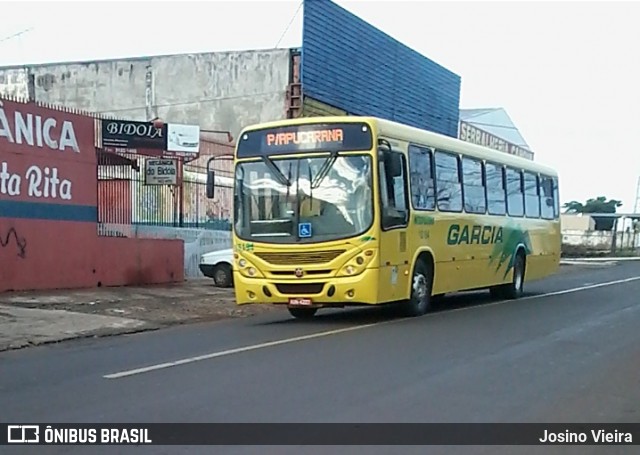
[288,307,318,319]
[402,260,433,317]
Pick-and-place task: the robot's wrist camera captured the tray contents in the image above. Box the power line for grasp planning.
[0,27,34,45]
[275,1,303,48]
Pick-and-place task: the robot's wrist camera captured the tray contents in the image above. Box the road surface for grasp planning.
[2,262,639,454]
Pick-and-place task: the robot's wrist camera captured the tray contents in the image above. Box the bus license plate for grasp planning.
[289,297,312,306]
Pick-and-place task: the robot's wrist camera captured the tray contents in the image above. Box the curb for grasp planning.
[0,323,161,353]
[560,257,640,263]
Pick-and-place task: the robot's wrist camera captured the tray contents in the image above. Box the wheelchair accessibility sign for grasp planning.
[298,222,312,238]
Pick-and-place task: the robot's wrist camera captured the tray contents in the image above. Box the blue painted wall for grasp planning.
[301,0,461,137]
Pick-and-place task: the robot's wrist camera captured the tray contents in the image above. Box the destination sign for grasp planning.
[237,122,373,158]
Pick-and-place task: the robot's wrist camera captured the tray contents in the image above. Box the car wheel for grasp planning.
[213,263,233,288]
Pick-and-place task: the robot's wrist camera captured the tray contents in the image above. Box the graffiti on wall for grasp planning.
[0,226,26,258]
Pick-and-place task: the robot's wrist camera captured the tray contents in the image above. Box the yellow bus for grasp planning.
[206,116,561,319]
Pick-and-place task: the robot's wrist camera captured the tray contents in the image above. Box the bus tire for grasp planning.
[402,260,433,317]
[288,307,318,319]
[491,251,526,300]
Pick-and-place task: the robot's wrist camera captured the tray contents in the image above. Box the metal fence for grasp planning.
[97,141,234,237]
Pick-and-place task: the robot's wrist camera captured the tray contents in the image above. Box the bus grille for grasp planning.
[275,283,325,295]
[254,250,346,265]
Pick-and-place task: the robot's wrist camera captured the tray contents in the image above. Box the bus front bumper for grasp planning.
[233,268,380,307]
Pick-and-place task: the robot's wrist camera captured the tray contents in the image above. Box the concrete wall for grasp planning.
[561,214,596,231]
[98,223,232,279]
[562,229,639,251]
[0,69,28,98]
[0,97,184,293]
[0,48,292,140]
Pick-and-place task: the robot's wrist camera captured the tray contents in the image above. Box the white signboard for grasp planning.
[145,159,177,185]
[167,124,200,155]
[458,121,534,161]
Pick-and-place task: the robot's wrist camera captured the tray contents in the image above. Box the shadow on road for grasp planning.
[255,289,547,327]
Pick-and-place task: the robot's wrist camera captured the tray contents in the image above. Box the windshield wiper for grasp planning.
[261,156,291,187]
[311,151,339,189]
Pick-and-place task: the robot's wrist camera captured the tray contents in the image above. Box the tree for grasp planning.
[562,196,622,231]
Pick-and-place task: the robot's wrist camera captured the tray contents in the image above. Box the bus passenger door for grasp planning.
[377,149,411,303]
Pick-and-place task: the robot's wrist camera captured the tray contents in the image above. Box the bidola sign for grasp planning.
[100,119,166,151]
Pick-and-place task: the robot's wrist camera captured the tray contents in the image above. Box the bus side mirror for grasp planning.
[206,170,215,199]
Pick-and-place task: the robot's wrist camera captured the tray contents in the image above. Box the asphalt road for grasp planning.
[2,262,640,455]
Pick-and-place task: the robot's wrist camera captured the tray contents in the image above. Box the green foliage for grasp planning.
[562,196,623,231]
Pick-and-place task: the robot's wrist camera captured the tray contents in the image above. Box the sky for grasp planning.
[1,0,640,211]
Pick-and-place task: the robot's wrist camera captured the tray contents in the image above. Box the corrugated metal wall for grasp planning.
[301,0,461,137]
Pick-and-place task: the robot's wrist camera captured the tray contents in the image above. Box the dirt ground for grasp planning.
[0,279,281,326]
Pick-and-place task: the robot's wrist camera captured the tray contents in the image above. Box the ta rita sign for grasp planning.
[145,159,177,185]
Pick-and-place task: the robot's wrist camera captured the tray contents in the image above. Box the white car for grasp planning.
[199,248,234,287]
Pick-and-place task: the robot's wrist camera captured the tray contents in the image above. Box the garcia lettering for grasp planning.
[0,100,80,153]
[447,224,503,245]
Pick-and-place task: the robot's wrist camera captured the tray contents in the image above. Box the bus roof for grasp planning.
[238,115,557,177]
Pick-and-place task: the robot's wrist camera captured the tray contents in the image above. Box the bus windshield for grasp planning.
[234,154,374,244]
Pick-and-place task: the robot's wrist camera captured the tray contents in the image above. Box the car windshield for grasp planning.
[234,154,374,244]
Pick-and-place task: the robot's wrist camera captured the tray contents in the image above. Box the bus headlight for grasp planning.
[236,254,264,278]
[337,249,376,277]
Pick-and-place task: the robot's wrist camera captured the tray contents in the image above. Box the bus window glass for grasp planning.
[540,176,555,219]
[524,172,540,218]
[506,168,524,217]
[408,145,435,210]
[552,177,560,219]
[462,157,486,214]
[435,151,462,212]
[234,155,374,243]
[486,163,506,215]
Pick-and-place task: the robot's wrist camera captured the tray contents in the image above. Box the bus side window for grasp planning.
[408,145,435,211]
[462,157,486,214]
[540,176,555,219]
[552,177,560,219]
[506,167,524,217]
[486,162,506,216]
[435,151,463,212]
[524,171,540,218]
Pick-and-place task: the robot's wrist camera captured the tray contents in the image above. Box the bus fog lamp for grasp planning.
[247,267,256,276]
[346,289,355,298]
[345,265,355,275]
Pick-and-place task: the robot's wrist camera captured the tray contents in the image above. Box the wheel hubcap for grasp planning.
[413,273,428,302]
[514,263,523,290]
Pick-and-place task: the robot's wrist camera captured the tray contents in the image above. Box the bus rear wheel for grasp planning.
[288,307,318,319]
[402,260,433,317]
[490,251,526,299]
